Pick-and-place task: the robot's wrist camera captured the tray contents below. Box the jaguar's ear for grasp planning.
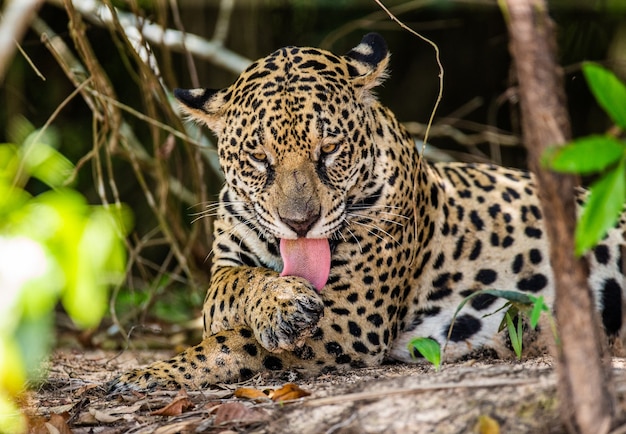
[344,33,390,92]
[174,87,229,135]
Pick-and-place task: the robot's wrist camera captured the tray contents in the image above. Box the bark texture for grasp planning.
[503,0,616,432]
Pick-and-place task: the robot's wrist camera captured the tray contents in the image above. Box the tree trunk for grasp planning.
[503,0,616,432]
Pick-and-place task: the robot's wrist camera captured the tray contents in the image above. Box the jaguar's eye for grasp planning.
[321,142,340,155]
[250,152,268,163]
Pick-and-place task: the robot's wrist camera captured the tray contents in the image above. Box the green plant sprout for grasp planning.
[543,62,626,256]
[0,119,130,433]
[408,291,553,369]
[407,337,442,370]
[504,311,523,360]
[443,290,555,362]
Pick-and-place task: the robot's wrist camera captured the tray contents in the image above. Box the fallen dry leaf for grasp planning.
[74,383,100,396]
[268,383,311,402]
[153,419,202,434]
[28,413,73,434]
[89,407,124,423]
[75,410,98,425]
[234,383,311,402]
[47,403,76,414]
[26,416,47,434]
[214,402,268,426]
[150,390,194,416]
[234,387,269,401]
[104,403,143,414]
[48,413,72,434]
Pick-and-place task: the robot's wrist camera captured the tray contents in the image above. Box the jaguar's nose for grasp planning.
[282,213,320,237]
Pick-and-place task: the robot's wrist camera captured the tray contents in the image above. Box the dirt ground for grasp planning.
[22,349,626,434]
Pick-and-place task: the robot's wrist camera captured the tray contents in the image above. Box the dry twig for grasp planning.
[46,0,251,74]
[0,0,45,83]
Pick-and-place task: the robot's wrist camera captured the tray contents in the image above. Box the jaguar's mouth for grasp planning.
[279,238,330,291]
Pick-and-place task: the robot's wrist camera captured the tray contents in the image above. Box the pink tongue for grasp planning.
[279,238,331,291]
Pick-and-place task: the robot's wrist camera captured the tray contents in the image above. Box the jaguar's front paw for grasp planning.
[252,278,324,352]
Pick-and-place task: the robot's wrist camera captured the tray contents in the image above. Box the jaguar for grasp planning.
[110,33,625,391]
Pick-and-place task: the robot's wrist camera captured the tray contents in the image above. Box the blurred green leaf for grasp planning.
[153,286,203,323]
[583,62,626,129]
[21,140,73,188]
[14,314,54,383]
[6,116,35,147]
[0,132,131,411]
[8,239,63,321]
[0,145,19,183]
[17,189,86,246]
[544,135,624,174]
[0,340,26,395]
[65,208,127,328]
[575,156,626,256]
[0,338,27,433]
[0,184,30,221]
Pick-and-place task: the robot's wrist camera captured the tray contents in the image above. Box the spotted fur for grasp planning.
[110,33,625,391]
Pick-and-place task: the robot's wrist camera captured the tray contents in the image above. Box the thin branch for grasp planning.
[373,0,443,151]
[212,0,235,45]
[403,122,520,148]
[32,15,201,206]
[372,0,445,269]
[45,0,252,74]
[0,0,44,83]
[14,41,46,81]
[321,0,435,49]
[168,0,199,87]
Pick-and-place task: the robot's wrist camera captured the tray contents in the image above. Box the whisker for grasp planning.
[187,200,220,211]
[350,219,400,246]
[196,200,248,209]
[207,219,257,264]
[190,200,254,224]
[190,212,215,224]
[347,212,406,228]
[190,209,251,224]
[349,209,410,221]
[237,225,257,264]
[349,203,402,210]
[345,227,363,253]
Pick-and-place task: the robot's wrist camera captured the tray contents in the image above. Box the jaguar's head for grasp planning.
[176,33,390,289]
